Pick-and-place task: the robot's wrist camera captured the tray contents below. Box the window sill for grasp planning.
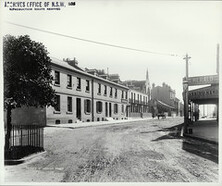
[85,90,90,93]
[84,112,91,115]
[97,93,101,95]
[67,86,72,89]
[66,111,73,114]
[54,83,60,87]
[53,111,61,114]
[97,112,102,114]
[104,94,107,96]
[76,88,81,91]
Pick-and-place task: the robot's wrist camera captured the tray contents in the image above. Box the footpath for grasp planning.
[185,119,218,144]
[46,117,154,130]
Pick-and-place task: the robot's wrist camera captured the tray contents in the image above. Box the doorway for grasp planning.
[105,102,108,117]
[76,98,81,120]
[109,103,112,117]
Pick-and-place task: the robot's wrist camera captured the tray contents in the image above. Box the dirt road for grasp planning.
[4,118,218,182]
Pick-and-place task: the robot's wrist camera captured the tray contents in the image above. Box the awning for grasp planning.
[188,85,218,103]
[156,99,175,109]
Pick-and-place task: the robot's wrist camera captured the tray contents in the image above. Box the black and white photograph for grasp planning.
[0,0,221,184]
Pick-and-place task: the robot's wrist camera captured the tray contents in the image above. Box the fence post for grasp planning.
[31,127,33,147]
[38,127,40,147]
[12,125,14,147]
[28,125,30,146]
[33,125,36,147]
[21,126,22,146]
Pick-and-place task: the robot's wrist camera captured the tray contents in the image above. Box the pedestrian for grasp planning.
[141,111,143,118]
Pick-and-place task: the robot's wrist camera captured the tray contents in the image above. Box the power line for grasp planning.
[6,21,180,57]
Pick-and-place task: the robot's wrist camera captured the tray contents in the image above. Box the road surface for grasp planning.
[5,118,218,182]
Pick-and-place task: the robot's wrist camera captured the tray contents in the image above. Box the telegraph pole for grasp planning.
[216,44,219,121]
[183,54,191,134]
[216,44,219,74]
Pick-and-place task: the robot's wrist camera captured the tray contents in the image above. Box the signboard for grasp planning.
[187,75,219,86]
[188,85,219,100]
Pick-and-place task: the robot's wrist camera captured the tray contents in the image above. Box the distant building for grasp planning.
[128,89,151,118]
[123,69,151,98]
[151,82,182,116]
[123,69,152,118]
[47,57,129,124]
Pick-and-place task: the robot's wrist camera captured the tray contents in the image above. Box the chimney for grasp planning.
[162,82,165,87]
[64,57,78,67]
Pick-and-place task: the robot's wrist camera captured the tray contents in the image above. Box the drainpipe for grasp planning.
[91,79,94,122]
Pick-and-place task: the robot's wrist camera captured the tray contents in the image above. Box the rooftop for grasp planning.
[50,57,128,89]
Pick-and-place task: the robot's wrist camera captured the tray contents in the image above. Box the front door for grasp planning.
[109,103,112,117]
[105,102,108,117]
[76,98,81,120]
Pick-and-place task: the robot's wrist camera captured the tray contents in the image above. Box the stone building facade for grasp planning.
[47,57,129,124]
[123,69,152,117]
[151,82,181,116]
[128,89,151,118]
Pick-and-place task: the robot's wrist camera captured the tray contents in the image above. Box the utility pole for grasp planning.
[183,54,191,134]
[216,44,219,74]
[216,44,219,121]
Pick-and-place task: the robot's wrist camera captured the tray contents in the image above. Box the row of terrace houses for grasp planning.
[5,57,153,126]
[47,57,130,124]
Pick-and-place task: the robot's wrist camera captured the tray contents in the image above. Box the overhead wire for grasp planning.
[6,21,180,57]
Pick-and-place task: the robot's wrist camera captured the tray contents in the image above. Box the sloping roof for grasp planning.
[124,80,146,86]
[156,99,175,109]
[123,80,146,93]
[50,57,128,89]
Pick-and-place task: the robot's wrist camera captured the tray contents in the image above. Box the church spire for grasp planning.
[145,68,151,100]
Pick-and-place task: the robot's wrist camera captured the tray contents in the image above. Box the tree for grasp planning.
[4,35,56,151]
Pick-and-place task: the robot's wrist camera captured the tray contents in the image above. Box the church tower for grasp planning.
[145,68,151,101]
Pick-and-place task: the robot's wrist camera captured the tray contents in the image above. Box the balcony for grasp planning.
[121,98,128,104]
[129,99,148,105]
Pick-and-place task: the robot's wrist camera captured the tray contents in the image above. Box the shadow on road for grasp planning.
[151,123,218,163]
[152,123,184,141]
[182,139,218,163]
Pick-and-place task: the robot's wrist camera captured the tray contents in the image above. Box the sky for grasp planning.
[1,0,222,101]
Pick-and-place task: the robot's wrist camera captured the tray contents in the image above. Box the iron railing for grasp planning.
[9,125,44,148]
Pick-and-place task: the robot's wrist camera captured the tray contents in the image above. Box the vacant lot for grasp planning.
[5,118,218,182]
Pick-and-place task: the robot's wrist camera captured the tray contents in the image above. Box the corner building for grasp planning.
[128,89,151,118]
[151,82,181,116]
[123,69,152,118]
[47,57,129,124]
